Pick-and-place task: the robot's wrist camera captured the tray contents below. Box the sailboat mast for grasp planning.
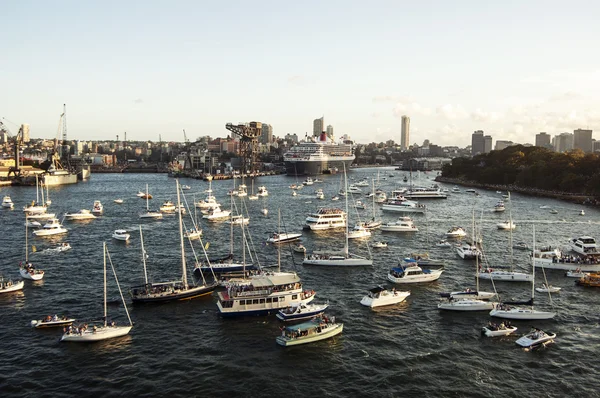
[140,225,148,285]
[176,180,188,288]
[146,184,149,211]
[35,174,39,204]
[532,225,536,306]
[508,192,514,271]
[229,182,234,255]
[277,209,281,272]
[103,242,107,327]
[25,220,28,262]
[343,164,349,256]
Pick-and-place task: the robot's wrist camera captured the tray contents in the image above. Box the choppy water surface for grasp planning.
[1,168,599,397]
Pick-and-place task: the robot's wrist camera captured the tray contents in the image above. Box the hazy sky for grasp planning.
[2,1,599,146]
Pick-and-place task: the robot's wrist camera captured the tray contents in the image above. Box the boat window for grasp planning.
[273,297,279,302]
[252,299,259,305]
[266,298,272,303]
[292,295,298,300]
[239,300,245,305]
[259,299,265,304]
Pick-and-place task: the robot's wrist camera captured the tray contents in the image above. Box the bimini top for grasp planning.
[250,272,301,288]
[368,285,386,294]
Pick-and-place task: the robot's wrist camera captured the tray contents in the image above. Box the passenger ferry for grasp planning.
[304,207,346,231]
[569,236,598,256]
[403,185,448,199]
[216,272,316,316]
[284,133,355,175]
[381,198,426,213]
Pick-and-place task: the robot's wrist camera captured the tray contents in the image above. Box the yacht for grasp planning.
[478,269,533,282]
[257,186,268,197]
[195,178,221,213]
[237,184,248,197]
[496,220,516,230]
[91,200,103,215]
[380,216,418,232]
[23,202,47,215]
[304,208,346,231]
[112,230,130,241]
[456,244,481,260]
[216,272,316,316]
[387,261,444,284]
[203,206,231,222]
[276,303,328,321]
[515,328,556,349]
[315,189,325,200]
[2,196,14,209]
[159,200,176,213]
[360,286,410,308]
[347,225,371,239]
[302,177,314,186]
[493,201,506,212]
[403,186,448,199]
[267,232,303,244]
[64,209,97,221]
[437,297,495,311]
[569,236,598,256]
[32,218,68,237]
[381,198,426,213]
[446,227,467,238]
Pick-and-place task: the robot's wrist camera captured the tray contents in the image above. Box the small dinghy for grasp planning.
[372,241,388,249]
[114,199,124,204]
[436,240,452,248]
[292,244,307,254]
[276,303,329,322]
[565,268,589,278]
[481,321,517,337]
[535,284,561,293]
[516,328,556,349]
[31,315,76,329]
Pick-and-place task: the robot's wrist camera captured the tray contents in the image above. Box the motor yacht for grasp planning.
[360,286,410,308]
[2,196,14,209]
[112,230,130,241]
[380,216,418,232]
[32,218,68,237]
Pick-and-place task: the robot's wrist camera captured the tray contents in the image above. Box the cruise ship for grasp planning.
[284,133,355,175]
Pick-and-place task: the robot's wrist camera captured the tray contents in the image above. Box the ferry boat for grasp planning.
[216,272,316,316]
[569,236,598,256]
[403,185,448,199]
[380,216,418,232]
[276,315,342,346]
[381,198,426,213]
[304,208,346,231]
[284,133,355,175]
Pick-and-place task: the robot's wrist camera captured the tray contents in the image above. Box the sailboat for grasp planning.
[19,223,45,280]
[184,201,203,241]
[60,242,133,342]
[479,192,532,282]
[248,178,259,200]
[354,178,382,231]
[489,225,556,320]
[196,175,221,214]
[130,180,218,302]
[303,165,373,266]
[139,184,163,219]
[23,175,48,215]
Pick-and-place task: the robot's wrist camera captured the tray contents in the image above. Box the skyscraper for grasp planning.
[21,123,30,143]
[553,133,573,152]
[574,129,593,153]
[326,125,334,139]
[400,115,410,150]
[313,117,324,136]
[471,130,485,155]
[535,132,551,148]
[260,123,273,144]
[484,135,493,153]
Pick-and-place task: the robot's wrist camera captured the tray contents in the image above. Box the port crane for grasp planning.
[225,122,262,174]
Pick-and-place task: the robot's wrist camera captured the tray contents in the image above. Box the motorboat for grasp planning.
[203,206,232,222]
[575,273,600,287]
[262,208,268,216]
[302,177,314,186]
[440,289,496,300]
[436,240,452,248]
[496,220,516,230]
[360,286,410,308]
[31,315,76,329]
[381,198,426,213]
[181,185,191,190]
[25,220,42,228]
[23,202,47,215]
[380,216,418,232]
[114,199,124,204]
[227,215,250,225]
[64,209,97,221]
[304,207,346,231]
[25,212,56,220]
[451,186,460,193]
[446,227,467,238]
[493,201,505,212]
[136,191,145,197]
[403,186,448,199]
[91,200,103,215]
[292,191,298,197]
[513,241,529,250]
[19,262,45,280]
[549,209,558,214]
[276,303,329,321]
[347,225,371,239]
[39,243,72,253]
[372,241,388,249]
[347,184,362,194]
[437,297,495,311]
[354,179,369,187]
[140,184,163,219]
[316,190,325,200]
[268,232,303,244]
[374,192,387,203]
[292,243,307,253]
[535,284,561,293]
[184,228,203,240]
[331,195,339,201]
[387,260,443,284]
[481,322,517,337]
[159,200,176,213]
[2,195,14,209]
[478,268,533,282]
[579,210,585,216]
[565,268,589,278]
[0,277,24,294]
[354,200,367,210]
[276,316,342,346]
[515,328,556,349]
[112,229,130,241]
[175,204,186,214]
[32,218,68,237]
[456,243,481,260]
[257,186,269,197]
[569,236,598,256]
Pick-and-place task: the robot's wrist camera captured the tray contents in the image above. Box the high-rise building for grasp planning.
[484,135,493,153]
[535,132,552,149]
[494,140,514,151]
[21,124,30,143]
[574,129,593,153]
[400,115,410,150]
[260,124,273,144]
[471,130,485,155]
[554,133,573,152]
[313,117,324,136]
[326,125,334,139]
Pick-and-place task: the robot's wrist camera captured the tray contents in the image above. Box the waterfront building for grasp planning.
[326,125,334,139]
[260,124,273,144]
[401,116,410,150]
[471,130,485,155]
[574,129,593,153]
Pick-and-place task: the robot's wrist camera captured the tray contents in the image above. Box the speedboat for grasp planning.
[436,240,452,248]
[565,268,589,278]
[64,209,97,221]
[227,215,250,225]
[276,303,329,321]
[347,225,371,239]
[31,315,75,329]
[159,200,176,213]
[446,227,467,238]
[372,241,388,249]
[25,220,42,228]
[580,210,585,216]
[41,243,72,253]
[32,218,68,237]
[114,199,124,204]
[387,260,443,284]
[302,177,314,186]
[535,284,561,293]
[496,220,516,230]
[19,262,45,280]
[316,190,325,200]
[267,232,302,244]
[380,216,418,232]
[257,186,268,197]
[203,206,231,221]
[181,185,191,190]
[331,195,339,201]
[91,200,103,215]
[2,196,14,209]
[360,286,410,308]
[515,328,556,349]
[481,322,517,337]
[112,230,130,241]
[0,277,24,294]
[136,191,145,197]
[276,316,342,346]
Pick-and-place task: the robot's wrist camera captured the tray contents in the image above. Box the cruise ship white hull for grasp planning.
[284,157,355,175]
[44,173,78,186]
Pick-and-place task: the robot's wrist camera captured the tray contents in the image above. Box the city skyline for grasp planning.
[2,1,599,146]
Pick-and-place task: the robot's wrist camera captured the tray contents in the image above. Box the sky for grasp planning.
[2,0,599,147]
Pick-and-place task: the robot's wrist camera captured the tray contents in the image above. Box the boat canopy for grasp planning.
[369,286,386,294]
[252,273,300,288]
[502,298,534,306]
[284,319,319,332]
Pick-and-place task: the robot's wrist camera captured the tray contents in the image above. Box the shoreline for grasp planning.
[435,176,599,206]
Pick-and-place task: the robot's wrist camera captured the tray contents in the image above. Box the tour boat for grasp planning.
[32,218,68,237]
[159,200,176,213]
[91,200,103,215]
[446,227,467,238]
[2,195,14,209]
[481,322,517,337]
[0,277,24,294]
[112,230,130,241]
[64,209,97,221]
[515,328,556,349]
[267,232,302,244]
[61,243,133,342]
[31,315,75,329]
[380,216,418,232]
[304,207,346,231]
[276,302,329,321]
[276,316,342,347]
[569,236,597,256]
[360,286,410,308]
[387,260,443,284]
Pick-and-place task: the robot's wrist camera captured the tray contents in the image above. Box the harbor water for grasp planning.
[1,168,598,397]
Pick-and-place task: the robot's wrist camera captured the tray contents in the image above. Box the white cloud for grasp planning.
[436,104,468,120]
[393,100,432,117]
[471,108,500,123]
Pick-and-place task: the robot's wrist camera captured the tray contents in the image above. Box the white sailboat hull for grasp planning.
[438,299,495,311]
[478,271,532,282]
[61,325,132,342]
[19,268,45,280]
[303,257,373,266]
[489,308,555,320]
[0,280,24,293]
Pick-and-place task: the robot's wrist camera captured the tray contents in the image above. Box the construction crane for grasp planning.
[225,122,262,174]
[182,129,193,170]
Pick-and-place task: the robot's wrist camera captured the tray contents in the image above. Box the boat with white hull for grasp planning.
[381,198,426,213]
[569,236,598,256]
[360,286,410,308]
[31,316,76,329]
[380,216,418,232]
[276,303,328,321]
[64,209,96,221]
[283,133,355,175]
[515,328,556,349]
[481,322,517,337]
[438,298,495,311]
[0,277,24,294]
[276,316,343,346]
[304,208,346,231]
[267,232,302,244]
[387,260,443,284]
[2,196,14,209]
[32,218,67,237]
